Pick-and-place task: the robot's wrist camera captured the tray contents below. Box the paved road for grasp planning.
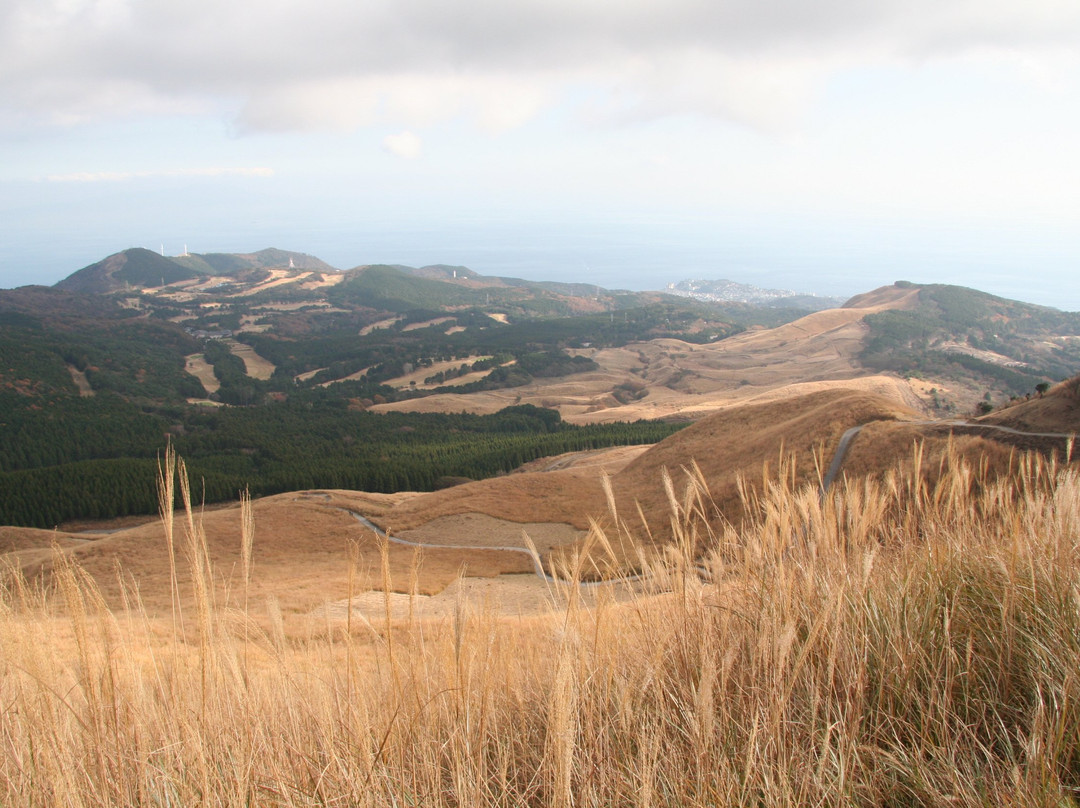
[821,425,866,495]
[819,418,1075,497]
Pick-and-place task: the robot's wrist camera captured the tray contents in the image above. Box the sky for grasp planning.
[2,0,1080,309]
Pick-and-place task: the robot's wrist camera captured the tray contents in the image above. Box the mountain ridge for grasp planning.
[55,247,338,294]
[53,247,850,313]
[3,247,1079,531]
[15,249,1077,422]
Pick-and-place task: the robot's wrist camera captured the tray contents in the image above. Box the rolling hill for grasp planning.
[55,248,202,293]
[5,376,1077,618]
[4,250,1080,808]
[1,247,1077,533]
[56,247,337,294]
[858,281,1080,399]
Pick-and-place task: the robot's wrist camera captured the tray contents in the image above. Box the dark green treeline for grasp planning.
[0,398,683,528]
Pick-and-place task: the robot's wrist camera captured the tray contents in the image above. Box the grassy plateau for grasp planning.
[2,443,1080,807]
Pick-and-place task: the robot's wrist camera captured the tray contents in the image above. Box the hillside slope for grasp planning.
[6,250,1078,533]
[367,387,916,545]
[858,281,1080,406]
[980,375,1080,434]
[369,379,1079,569]
[56,247,337,294]
[56,248,201,293]
[5,377,1079,615]
[370,285,923,422]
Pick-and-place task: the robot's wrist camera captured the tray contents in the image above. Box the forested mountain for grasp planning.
[28,247,806,411]
[2,250,1077,528]
[858,282,1080,404]
[6,247,768,526]
[57,247,335,294]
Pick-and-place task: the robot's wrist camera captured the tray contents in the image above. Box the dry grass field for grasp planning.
[363,386,921,568]
[7,382,1075,617]
[184,352,220,393]
[369,286,928,424]
[9,383,1073,622]
[359,316,403,335]
[8,488,538,618]
[227,340,276,380]
[384,356,495,390]
[984,376,1080,433]
[228,269,343,297]
[4,376,1079,805]
[295,366,328,382]
[8,268,1079,804]
[402,317,456,332]
[3,436,1080,806]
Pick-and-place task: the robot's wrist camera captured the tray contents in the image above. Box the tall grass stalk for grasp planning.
[156,441,182,637]
[2,444,1080,805]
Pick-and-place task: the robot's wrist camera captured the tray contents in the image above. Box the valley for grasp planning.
[3,247,1080,806]
[2,246,1078,613]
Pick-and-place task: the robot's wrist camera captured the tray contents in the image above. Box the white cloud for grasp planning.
[382,131,423,160]
[235,72,557,135]
[45,166,274,182]
[2,0,1079,137]
[236,78,382,133]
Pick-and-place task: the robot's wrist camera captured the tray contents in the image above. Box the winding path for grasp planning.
[346,511,651,587]
[821,425,865,495]
[820,418,1075,496]
[348,418,1076,587]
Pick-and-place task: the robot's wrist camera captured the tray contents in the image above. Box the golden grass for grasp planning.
[367,296,929,422]
[359,317,403,336]
[184,352,220,394]
[357,286,926,424]
[13,489,533,616]
[3,444,1080,806]
[401,317,456,333]
[384,356,495,390]
[985,376,1080,434]
[228,340,276,380]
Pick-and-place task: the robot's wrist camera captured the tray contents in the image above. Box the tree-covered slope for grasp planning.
[859,282,1080,402]
[56,248,203,293]
[0,400,684,528]
[329,265,489,311]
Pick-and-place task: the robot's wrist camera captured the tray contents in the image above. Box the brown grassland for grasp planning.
[184,353,221,395]
[227,340,276,381]
[3,431,1080,806]
[367,284,925,423]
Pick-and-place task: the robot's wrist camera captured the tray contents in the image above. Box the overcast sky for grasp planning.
[2,0,1079,307]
